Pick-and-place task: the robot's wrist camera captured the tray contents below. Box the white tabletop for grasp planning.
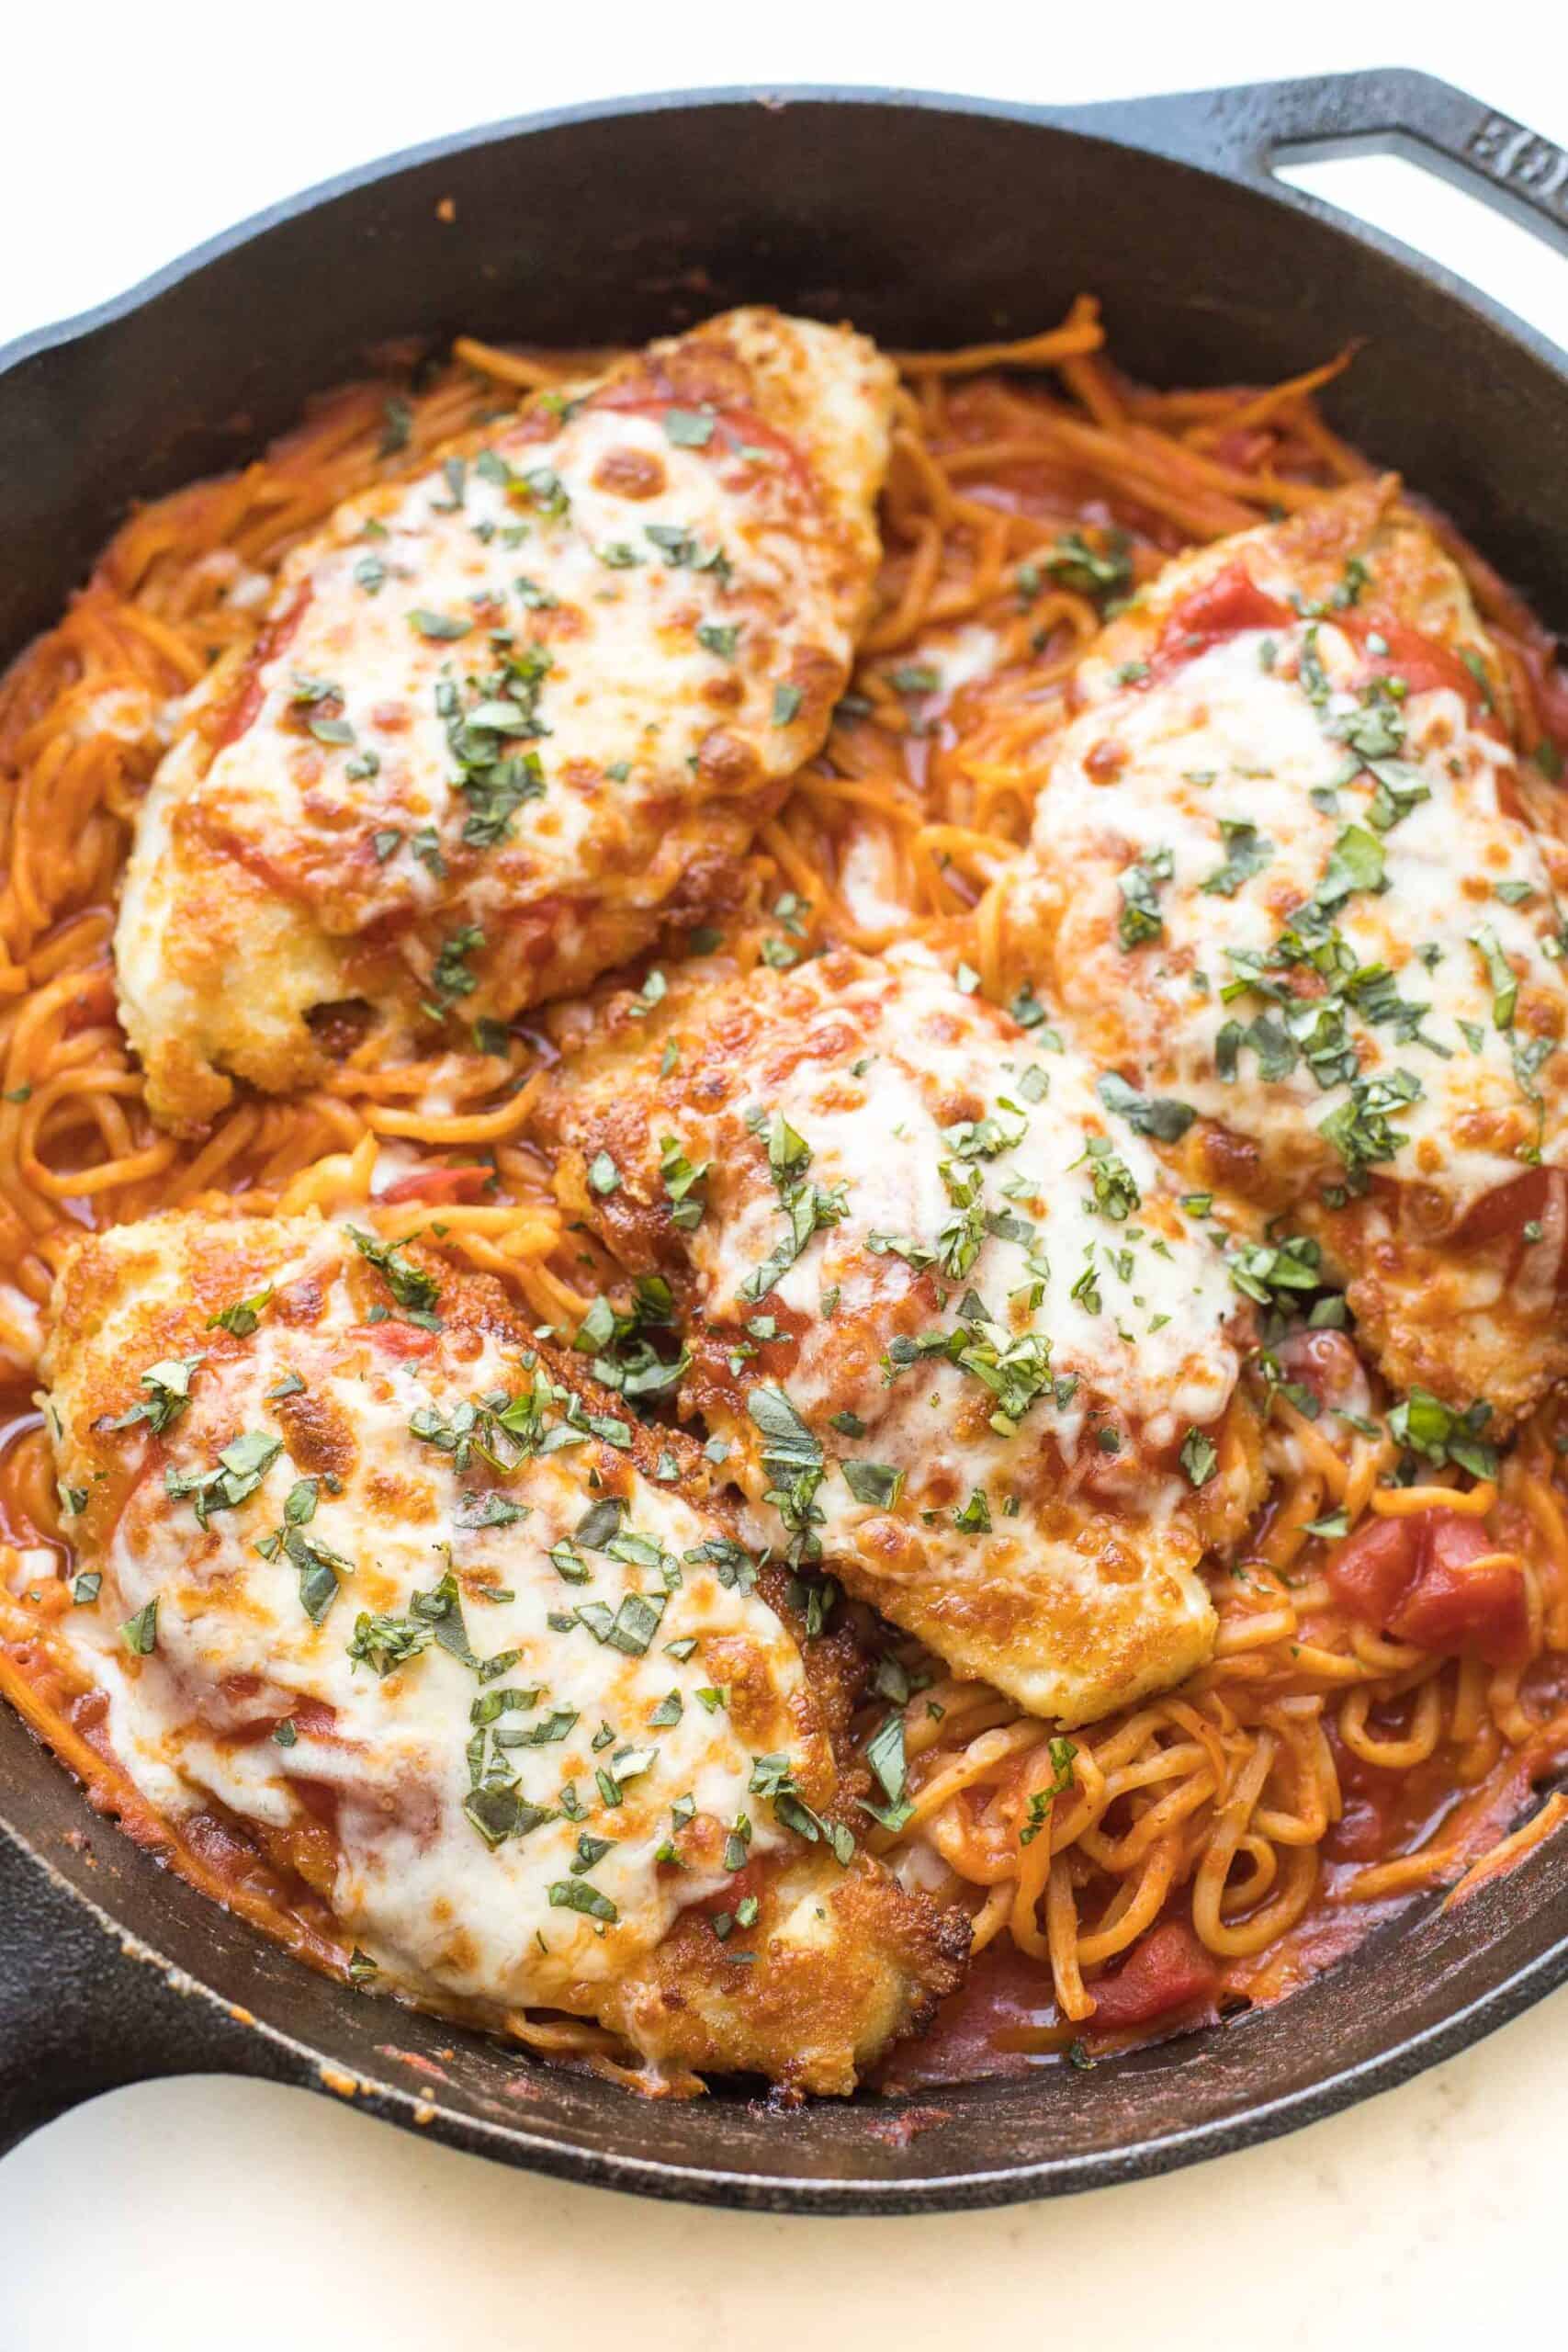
[4,6,1566,2346]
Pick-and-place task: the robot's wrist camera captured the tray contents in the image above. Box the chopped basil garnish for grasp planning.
[346,1608,434,1677]
[1227,1232,1323,1310]
[840,1459,904,1509]
[1117,847,1171,952]
[1097,1071,1196,1144]
[1179,1429,1218,1487]
[1386,1387,1498,1480]
[1200,819,1272,899]
[207,1286,273,1339]
[1468,924,1518,1031]
[1018,1737,1077,1844]
[548,1879,618,1923]
[863,1712,913,1833]
[346,1226,441,1314]
[120,1598,160,1656]
[663,407,715,447]
[1043,529,1132,608]
[99,1354,203,1437]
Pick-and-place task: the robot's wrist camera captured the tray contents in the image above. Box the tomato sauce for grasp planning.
[378,1165,494,1205]
[1150,562,1295,679]
[1343,609,1501,729]
[878,1919,1224,2091]
[874,1938,1077,2090]
[211,582,311,749]
[364,1318,438,1360]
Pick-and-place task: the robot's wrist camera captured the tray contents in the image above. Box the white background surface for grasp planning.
[3,5,1567,2346]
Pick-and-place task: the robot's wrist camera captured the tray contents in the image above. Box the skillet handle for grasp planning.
[0,1820,268,2157]
[1123,68,1568,263]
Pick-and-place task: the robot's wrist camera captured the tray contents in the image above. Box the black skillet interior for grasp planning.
[4,69,1568,2211]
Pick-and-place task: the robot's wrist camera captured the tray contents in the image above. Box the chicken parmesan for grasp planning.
[34,1210,963,2093]
[996,481,1568,1429]
[115,309,895,1131]
[6,300,1568,2100]
[534,942,1261,1723]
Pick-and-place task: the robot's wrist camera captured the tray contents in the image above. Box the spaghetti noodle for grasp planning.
[5,294,1568,2083]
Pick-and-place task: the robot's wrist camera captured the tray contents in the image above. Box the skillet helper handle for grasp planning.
[1131,68,1568,263]
[0,1823,262,2157]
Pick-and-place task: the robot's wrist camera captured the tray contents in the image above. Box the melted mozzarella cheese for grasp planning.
[910,623,1001,701]
[536,944,1258,1723]
[182,409,830,931]
[115,309,896,1128]
[993,485,1568,1421]
[1019,615,1564,1218]
[687,944,1241,1458]
[42,1215,823,2018]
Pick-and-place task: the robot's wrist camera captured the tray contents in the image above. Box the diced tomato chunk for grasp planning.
[1391,1515,1529,1664]
[378,1165,491,1205]
[1326,1508,1529,1667]
[1325,1514,1417,1625]
[1086,1923,1218,2030]
[1152,563,1293,674]
[364,1319,435,1359]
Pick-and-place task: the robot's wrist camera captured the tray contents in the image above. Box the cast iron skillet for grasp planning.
[3,67,1568,2212]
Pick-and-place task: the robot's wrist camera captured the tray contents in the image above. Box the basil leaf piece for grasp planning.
[748,1384,821,1471]
[663,407,715,447]
[120,1598,160,1655]
[408,608,472,640]
[548,1878,618,1922]
[840,1459,904,1509]
[1179,1428,1218,1487]
[1097,1070,1196,1143]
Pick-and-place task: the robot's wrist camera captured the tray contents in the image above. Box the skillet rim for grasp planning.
[4,72,1567,392]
